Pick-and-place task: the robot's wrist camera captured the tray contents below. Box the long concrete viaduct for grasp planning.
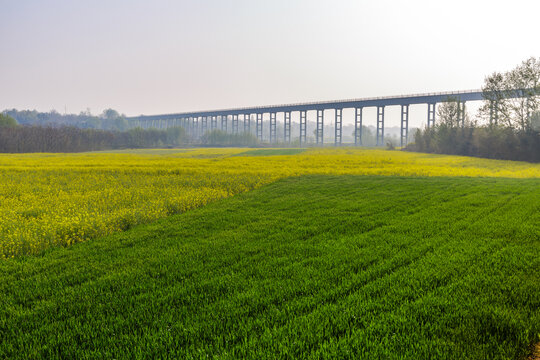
[126,89,502,147]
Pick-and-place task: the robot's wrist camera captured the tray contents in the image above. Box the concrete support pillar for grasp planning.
[211,116,217,130]
[193,116,199,138]
[256,113,263,142]
[427,103,436,128]
[355,107,363,146]
[269,112,277,143]
[299,110,307,146]
[376,106,385,146]
[401,104,409,147]
[244,114,250,134]
[232,114,239,134]
[221,115,227,132]
[201,116,208,134]
[316,109,324,145]
[284,111,291,144]
[334,108,342,146]
[457,101,466,127]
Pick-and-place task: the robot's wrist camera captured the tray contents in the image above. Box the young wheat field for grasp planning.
[0,148,539,359]
[1,148,538,258]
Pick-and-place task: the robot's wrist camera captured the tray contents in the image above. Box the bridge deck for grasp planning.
[127,89,484,121]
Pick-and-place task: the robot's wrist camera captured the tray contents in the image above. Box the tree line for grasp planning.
[406,57,540,162]
[0,122,187,153]
[0,114,263,152]
[3,108,130,131]
[200,130,258,146]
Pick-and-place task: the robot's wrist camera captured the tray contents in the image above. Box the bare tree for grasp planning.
[436,97,471,128]
[480,57,540,131]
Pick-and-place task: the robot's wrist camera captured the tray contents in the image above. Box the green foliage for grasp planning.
[0,113,17,128]
[408,97,539,162]
[201,129,258,146]
[351,126,378,146]
[412,57,540,161]
[408,124,540,162]
[1,175,538,359]
[102,108,121,120]
[0,126,188,153]
[123,127,186,148]
[3,108,129,131]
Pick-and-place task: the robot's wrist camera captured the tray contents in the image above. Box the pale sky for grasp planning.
[1,0,539,127]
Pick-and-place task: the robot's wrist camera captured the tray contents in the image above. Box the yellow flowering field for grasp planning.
[1,148,539,258]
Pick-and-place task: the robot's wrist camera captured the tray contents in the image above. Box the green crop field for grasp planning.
[1,173,539,359]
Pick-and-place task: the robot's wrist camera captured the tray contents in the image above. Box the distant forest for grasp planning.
[0,124,188,153]
[3,108,131,131]
[0,109,190,152]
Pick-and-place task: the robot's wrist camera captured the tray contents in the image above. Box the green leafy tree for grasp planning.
[0,113,17,127]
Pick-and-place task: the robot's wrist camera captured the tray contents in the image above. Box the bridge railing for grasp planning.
[127,89,484,119]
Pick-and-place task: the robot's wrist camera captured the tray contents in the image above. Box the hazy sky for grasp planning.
[1,0,539,126]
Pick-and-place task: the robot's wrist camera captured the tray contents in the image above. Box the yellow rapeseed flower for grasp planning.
[0,147,538,258]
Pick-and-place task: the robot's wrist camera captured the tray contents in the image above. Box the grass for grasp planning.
[1,175,538,359]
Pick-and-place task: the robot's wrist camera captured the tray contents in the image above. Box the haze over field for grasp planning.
[1,0,540,127]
